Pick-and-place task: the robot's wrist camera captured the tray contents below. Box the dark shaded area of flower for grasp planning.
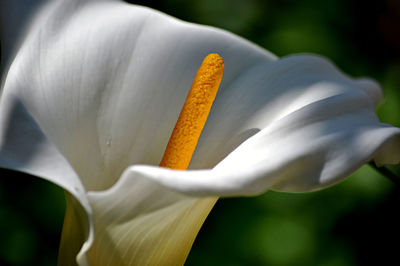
[0,0,399,265]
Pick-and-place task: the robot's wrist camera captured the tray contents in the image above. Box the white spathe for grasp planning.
[1,0,399,265]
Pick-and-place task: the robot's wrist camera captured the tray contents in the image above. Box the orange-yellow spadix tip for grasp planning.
[160,53,224,170]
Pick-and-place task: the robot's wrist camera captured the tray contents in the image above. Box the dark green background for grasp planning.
[1,0,399,265]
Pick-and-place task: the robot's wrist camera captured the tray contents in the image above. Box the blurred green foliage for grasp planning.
[1,0,399,265]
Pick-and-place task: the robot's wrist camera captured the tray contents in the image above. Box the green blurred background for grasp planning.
[1,0,399,265]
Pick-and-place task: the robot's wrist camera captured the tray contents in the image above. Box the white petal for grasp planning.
[120,55,400,196]
[190,55,388,169]
[86,169,216,266]
[3,0,276,191]
[126,123,400,196]
[2,1,399,265]
[0,91,94,266]
[0,1,274,264]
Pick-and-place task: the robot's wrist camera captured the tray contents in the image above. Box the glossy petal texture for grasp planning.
[1,0,400,265]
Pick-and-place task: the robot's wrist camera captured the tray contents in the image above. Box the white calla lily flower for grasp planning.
[1,0,400,265]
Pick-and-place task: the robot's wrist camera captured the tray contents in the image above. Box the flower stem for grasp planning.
[369,162,400,186]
